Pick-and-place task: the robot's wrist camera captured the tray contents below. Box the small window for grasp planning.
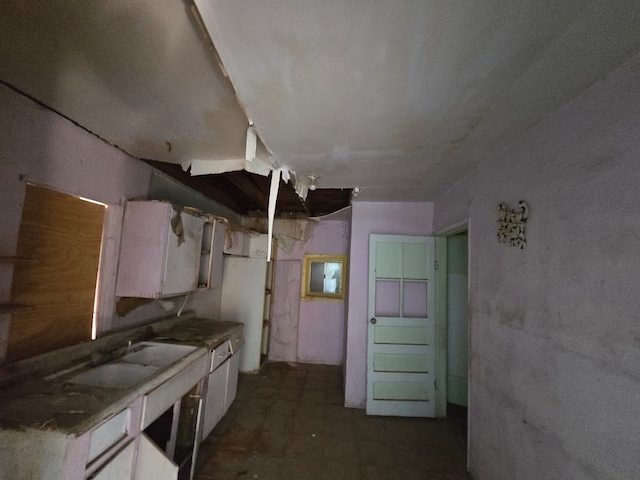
[301,254,347,300]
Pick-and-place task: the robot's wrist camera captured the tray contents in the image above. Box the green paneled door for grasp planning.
[367,234,442,417]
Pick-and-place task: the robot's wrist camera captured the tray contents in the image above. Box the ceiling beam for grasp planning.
[223,171,270,211]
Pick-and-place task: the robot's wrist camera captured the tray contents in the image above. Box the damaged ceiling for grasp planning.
[1,0,640,215]
[147,160,351,217]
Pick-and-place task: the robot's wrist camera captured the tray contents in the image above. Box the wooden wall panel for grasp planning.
[7,185,105,361]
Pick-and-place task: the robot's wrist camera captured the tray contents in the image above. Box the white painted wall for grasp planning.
[434,54,640,480]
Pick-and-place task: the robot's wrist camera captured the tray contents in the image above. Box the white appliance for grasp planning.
[220,253,268,373]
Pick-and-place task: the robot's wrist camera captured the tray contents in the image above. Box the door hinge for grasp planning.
[435,260,439,270]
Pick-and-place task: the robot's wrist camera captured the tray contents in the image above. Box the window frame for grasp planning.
[301,254,348,300]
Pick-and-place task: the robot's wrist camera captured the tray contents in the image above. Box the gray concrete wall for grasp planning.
[434,53,640,479]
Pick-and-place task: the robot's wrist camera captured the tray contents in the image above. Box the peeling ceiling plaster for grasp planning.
[1,0,640,204]
[0,0,249,165]
[196,0,640,201]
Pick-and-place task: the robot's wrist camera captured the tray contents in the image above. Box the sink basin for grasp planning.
[67,363,159,389]
[120,341,198,367]
[64,342,197,389]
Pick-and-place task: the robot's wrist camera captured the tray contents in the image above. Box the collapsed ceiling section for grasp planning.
[191,0,640,203]
[0,0,350,219]
[148,160,351,217]
[2,0,640,217]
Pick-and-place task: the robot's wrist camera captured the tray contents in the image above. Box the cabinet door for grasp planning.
[142,354,208,429]
[90,441,135,480]
[116,201,204,298]
[134,434,178,480]
[224,353,240,415]
[162,210,203,296]
[87,408,130,463]
[202,363,228,440]
[116,202,170,297]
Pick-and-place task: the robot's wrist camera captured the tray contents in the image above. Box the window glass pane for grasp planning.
[302,254,347,299]
[375,280,400,317]
[403,281,428,318]
[309,262,325,293]
[323,262,341,294]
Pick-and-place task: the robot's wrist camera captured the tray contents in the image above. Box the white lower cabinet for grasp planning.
[0,332,243,480]
[134,434,179,479]
[87,409,131,464]
[202,340,230,438]
[201,342,241,441]
[142,355,208,429]
[91,434,180,480]
[202,359,228,440]
[90,441,136,480]
[224,351,240,415]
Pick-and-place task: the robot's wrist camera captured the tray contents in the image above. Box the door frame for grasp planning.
[435,217,471,464]
[366,234,448,417]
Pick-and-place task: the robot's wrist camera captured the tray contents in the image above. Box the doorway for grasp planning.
[366,234,438,417]
[444,228,469,453]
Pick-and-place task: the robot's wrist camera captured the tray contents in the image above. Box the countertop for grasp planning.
[0,315,243,435]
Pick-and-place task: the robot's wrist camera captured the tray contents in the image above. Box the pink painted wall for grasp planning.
[0,84,227,358]
[0,83,154,352]
[432,55,640,480]
[344,202,433,408]
[275,219,350,365]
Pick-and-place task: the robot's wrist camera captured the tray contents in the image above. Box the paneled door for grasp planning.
[367,235,438,417]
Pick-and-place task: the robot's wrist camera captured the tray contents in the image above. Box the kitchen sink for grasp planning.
[65,342,198,389]
[66,363,159,389]
[120,341,198,367]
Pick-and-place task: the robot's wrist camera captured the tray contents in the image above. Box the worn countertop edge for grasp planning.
[0,312,197,386]
[0,312,244,436]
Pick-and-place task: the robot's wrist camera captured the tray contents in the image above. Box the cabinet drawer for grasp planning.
[210,340,231,372]
[228,330,244,355]
[90,440,135,480]
[87,408,130,463]
[141,354,208,429]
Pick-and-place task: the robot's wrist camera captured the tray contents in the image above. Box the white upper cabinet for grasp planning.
[116,201,204,298]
